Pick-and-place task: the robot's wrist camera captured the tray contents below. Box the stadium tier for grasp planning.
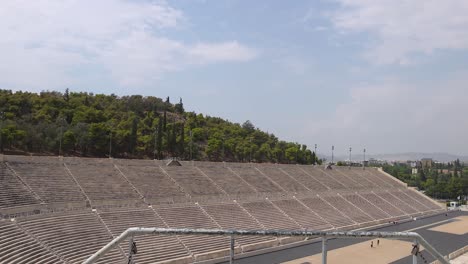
[256,166,308,192]
[0,155,444,263]
[0,163,41,209]
[196,166,256,195]
[0,220,63,264]
[99,209,191,263]
[229,165,284,193]
[114,164,187,203]
[278,165,329,191]
[16,212,126,263]
[66,160,141,202]
[200,202,277,248]
[7,160,86,204]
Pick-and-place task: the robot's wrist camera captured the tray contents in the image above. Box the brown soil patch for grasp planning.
[429,216,468,235]
[282,239,420,264]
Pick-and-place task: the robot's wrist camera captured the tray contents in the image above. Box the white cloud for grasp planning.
[331,0,468,64]
[188,42,256,64]
[0,0,256,90]
[314,26,328,31]
[277,56,309,75]
[305,72,468,155]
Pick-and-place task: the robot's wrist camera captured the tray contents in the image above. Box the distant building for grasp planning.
[412,168,418,175]
[343,160,362,167]
[368,158,386,166]
[393,161,407,166]
[438,169,450,174]
[409,161,421,168]
[421,158,433,169]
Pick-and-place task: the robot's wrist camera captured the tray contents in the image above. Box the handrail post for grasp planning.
[230,235,235,264]
[412,239,418,264]
[128,236,135,264]
[322,237,327,264]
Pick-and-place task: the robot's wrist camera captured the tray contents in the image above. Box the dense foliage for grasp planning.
[382,161,468,200]
[0,89,320,164]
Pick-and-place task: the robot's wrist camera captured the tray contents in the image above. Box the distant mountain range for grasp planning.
[321,152,468,163]
[368,152,468,163]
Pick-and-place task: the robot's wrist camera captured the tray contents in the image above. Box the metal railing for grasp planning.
[83,228,450,264]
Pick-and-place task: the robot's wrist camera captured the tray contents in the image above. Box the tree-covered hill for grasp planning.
[0,89,319,164]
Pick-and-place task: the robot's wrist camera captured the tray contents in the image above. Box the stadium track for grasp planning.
[219,210,467,264]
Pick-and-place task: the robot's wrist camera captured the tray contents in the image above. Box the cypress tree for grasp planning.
[180,123,185,158]
[130,117,138,154]
[64,88,70,102]
[157,118,163,159]
[163,110,167,132]
[175,97,184,114]
[164,96,169,132]
[171,122,177,156]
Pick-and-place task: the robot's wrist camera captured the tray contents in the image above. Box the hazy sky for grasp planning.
[2,0,468,156]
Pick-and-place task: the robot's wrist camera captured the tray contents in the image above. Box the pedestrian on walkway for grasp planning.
[371,241,373,248]
[377,239,380,246]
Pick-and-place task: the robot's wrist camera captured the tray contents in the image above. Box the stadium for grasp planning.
[1,154,465,264]
[2,0,468,263]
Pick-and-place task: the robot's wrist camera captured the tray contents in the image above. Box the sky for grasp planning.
[2,0,468,156]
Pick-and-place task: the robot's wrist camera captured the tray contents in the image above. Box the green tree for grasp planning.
[87,123,108,155]
[206,138,222,161]
[175,98,184,114]
[62,130,76,152]
[179,123,185,158]
[64,88,70,102]
[163,110,167,132]
[129,117,138,154]
[156,118,163,159]
[285,146,297,163]
[242,120,255,133]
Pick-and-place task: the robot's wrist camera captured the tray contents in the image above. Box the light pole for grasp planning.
[349,147,352,169]
[222,135,226,162]
[58,117,64,157]
[107,121,115,159]
[296,145,299,164]
[153,128,157,160]
[250,137,252,162]
[314,144,317,164]
[363,148,366,170]
[331,145,334,164]
[0,111,4,153]
[189,129,193,161]
[109,132,112,158]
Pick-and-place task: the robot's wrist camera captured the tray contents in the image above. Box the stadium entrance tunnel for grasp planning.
[83,227,450,264]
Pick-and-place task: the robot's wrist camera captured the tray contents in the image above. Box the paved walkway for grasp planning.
[283,239,417,264]
[452,252,468,264]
